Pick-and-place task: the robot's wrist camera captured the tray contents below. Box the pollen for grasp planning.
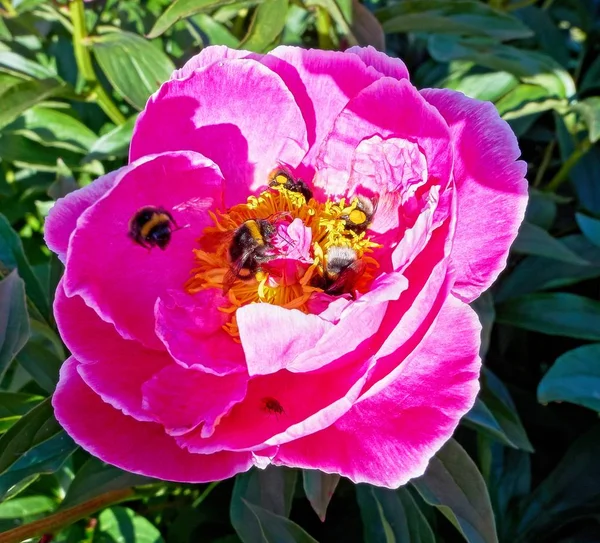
[185,179,380,339]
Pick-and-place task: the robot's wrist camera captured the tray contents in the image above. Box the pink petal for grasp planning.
[422,88,528,302]
[287,271,408,373]
[236,304,333,376]
[130,59,308,207]
[172,46,256,79]
[155,290,246,375]
[45,169,120,263]
[53,357,253,482]
[142,364,248,437]
[261,46,381,174]
[346,46,410,80]
[177,357,374,454]
[63,151,224,349]
[273,294,481,488]
[315,77,452,200]
[54,281,170,422]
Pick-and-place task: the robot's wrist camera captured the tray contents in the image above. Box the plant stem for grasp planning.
[315,7,335,50]
[192,481,220,508]
[0,489,135,543]
[533,139,555,188]
[544,139,592,193]
[69,0,126,125]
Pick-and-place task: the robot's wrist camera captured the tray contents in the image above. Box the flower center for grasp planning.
[185,173,380,339]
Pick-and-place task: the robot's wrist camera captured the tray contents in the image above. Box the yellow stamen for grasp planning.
[186,185,380,338]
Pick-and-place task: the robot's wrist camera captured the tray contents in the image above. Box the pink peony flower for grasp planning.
[46,46,527,488]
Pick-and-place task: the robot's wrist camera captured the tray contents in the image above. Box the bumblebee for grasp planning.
[224,219,277,292]
[342,195,377,234]
[269,167,313,202]
[129,206,177,250]
[319,246,366,296]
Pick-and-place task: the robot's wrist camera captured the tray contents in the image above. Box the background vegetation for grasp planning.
[0,0,599,541]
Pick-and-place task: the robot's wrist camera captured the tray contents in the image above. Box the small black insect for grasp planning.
[129,206,178,250]
[262,396,285,416]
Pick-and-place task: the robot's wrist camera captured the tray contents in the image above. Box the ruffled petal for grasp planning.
[63,151,224,349]
[130,59,308,207]
[421,88,528,302]
[177,357,374,454]
[236,304,333,376]
[315,77,453,200]
[54,281,170,422]
[273,295,481,488]
[155,290,245,375]
[259,47,380,173]
[53,357,253,482]
[141,364,248,437]
[346,46,410,81]
[45,169,120,263]
[172,46,256,79]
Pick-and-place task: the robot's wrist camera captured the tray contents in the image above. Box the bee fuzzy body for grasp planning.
[342,195,376,234]
[129,206,177,250]
[319,246,366,296]
[269,167,313,202]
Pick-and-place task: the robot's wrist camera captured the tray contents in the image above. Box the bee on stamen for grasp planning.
[341,195,377,234]
[269,166,313,202]
[224,219,277,293]
[318,246,366,296]
[128,206,178,250]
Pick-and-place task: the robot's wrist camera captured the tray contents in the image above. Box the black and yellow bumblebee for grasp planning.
[269,167,313,202]
[129,206,178,250]
[341,195,377,234]
[224,218,277,292]
[317,246,366,296]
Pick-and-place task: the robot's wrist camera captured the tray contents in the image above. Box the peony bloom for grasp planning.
[46,46,527,488]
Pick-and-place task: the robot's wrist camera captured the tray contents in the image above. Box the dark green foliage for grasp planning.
[0,0,599,541]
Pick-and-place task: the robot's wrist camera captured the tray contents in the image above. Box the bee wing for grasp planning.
[222,247,257,294]
[326,259,367,295]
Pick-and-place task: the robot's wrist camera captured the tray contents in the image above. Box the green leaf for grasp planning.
[356,485,435,543]
[239,0,289,52]
[470,290,495,358]
[148,0,245,39]
[496,293,600,340]
[376,0,533,41]
[442,68,518,103]
[576,212,600,248]
[516,427,600,540]
[525,189,557,230]
[474,369,533,452]
[496,235,600,302]
[302,470,340,521]
[0,398,62,475]
[16,336,63,394]
[0,213,49,320]
[0,392,43,431]
[0,271,30,381]
[61,457,156,509]
[0,495,55,518]
[0,75,66,131]
[428,36,575,100]
[0,51,57,79]
[90,30,175,110]
[83,114,137,163]
[231,466,297,543]
[573,97,600,143]
[537,343,600,411]
[511,222,589,265]
[7,107,98,154]
[241,501,318,543]
[412,438,498,543]
[94,506,165,543]
[191,13,241,48]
